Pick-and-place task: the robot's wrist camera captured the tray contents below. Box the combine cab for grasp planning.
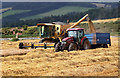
[19,22,70,49]
[37,22,70,43]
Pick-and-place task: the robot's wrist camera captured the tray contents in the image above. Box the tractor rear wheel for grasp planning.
[68,43,78,51]
[83,40,91,50]
[55,42,61,52]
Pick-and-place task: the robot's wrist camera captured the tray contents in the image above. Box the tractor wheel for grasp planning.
[83,40,91,50]
[19,43,23,49]
[55,42,61,52]
[103,44,108,48]
[68,43,78,51]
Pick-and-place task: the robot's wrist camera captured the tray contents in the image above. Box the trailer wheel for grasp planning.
[19,43,23,49]
[31,44,34,49]
[83,40,91,50]
[68,43,78,51]
[103,44,108,48]
[55,42,61,52]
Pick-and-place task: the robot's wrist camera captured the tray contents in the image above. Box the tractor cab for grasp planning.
[68,28,84,37]
[64,28,85,42]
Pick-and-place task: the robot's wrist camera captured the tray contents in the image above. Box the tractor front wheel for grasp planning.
[68,43,78,51]
[55,42,61,52]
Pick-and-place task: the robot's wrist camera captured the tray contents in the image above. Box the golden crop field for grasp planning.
[0,37,119,76]
[0,7,12,13]
[70,18,120,25]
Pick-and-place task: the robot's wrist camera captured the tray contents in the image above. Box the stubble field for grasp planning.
[0,37,119,76]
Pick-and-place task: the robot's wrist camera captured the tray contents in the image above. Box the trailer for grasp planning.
[85,33,111,48]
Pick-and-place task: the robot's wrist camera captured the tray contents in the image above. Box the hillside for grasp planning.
[2,10,31,17]
[2,2,96,18]
[2,6,119,28]
[2,2,119,27]
[21,6,92,20]
[0,7,12,14]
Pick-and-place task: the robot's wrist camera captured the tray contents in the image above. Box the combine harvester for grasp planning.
[19,14,111,51]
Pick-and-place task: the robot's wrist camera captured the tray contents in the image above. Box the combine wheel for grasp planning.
[68,43,78,51]
[83,40,91,50]
[19,43,23,49]
[31,44,34,49]
[55,42,61,52]
[39,39,45,43]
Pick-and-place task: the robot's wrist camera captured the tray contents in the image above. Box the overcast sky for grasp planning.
[1,0,120,2]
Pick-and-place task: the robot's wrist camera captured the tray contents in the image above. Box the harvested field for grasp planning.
[70,18,120,25]
[0,37,119,76]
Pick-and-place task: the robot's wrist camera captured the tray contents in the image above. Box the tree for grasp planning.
[23,25,28,30]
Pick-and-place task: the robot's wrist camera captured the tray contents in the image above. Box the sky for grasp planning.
[1,0,120,2]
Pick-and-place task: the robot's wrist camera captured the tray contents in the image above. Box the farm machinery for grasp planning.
[19,14,111,51]
[55,28,111,52]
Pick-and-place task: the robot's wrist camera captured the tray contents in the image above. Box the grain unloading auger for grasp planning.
[19,14,96,49]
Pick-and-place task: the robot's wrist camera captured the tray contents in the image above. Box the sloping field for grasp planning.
[84,18,120,23]
[21,6,92,20]
[2,10,31,17]
[0,7,12,13]
[0,7,12,19]
[70,18,120,25]
[0,37,119,76]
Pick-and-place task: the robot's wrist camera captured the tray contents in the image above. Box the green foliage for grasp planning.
[18,27,22,29]
[2,28,12,35]
[15,29,18,33]
[2,27,24,38]
[23,25,28,30]
[18,34,39,37]
[23,27,38,35]
[110,32,120,36]
[18,31,22,33]
[10,38,19,41]
[2,35,15,38]
[113,20,120,24]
